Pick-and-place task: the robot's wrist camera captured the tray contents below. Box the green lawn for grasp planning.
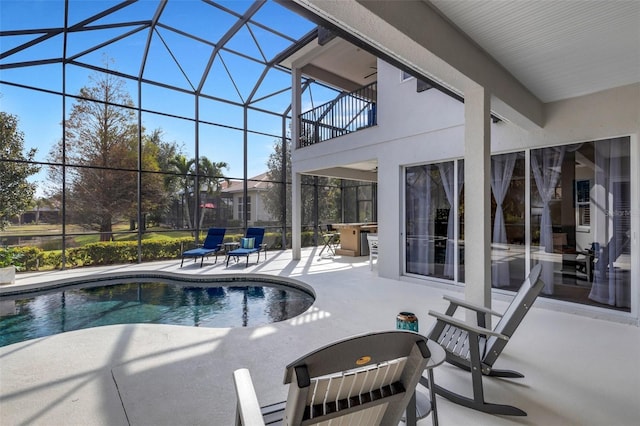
[1,223,198,248]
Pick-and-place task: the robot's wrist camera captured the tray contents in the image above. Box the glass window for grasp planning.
[339,180,377,224]
[575,179,591,228]
[239,196,251,222]
[491,152,526,289]
[405,160,463,280]
[531,138,631,311]
[357,184,374,223]
[457,161,465,282]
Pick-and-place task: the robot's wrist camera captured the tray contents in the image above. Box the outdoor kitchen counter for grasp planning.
[331,223,377,257]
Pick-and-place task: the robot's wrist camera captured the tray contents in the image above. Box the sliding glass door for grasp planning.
[490,152,526,289]
[531,137,631,310]
[404,137,632,312]
[405,160,463,281]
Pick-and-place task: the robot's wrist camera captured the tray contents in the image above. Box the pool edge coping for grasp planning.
[0,270,316,299]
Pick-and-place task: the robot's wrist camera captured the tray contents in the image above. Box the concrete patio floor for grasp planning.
[1,247,638,425]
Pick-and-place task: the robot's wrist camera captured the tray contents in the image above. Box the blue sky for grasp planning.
[1,0,338,196]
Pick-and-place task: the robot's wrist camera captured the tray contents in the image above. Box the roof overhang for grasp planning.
[278,0,547,129]
[279,29,378,92]
[301,163,378,183]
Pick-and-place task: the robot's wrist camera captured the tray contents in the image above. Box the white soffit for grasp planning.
[284,37,378,90]
[429,0,640,103]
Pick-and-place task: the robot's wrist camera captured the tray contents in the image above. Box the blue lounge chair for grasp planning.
[180,228,226,267]
[226,227,266,267]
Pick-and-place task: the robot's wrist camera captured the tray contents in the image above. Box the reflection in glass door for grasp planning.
[405,161,463,281]
[530,137,631,311]
[404,137,632,313]
[491,152,526,290]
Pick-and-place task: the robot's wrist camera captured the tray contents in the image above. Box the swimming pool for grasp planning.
[0,273,315,347]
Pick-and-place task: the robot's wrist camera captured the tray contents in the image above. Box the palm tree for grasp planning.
[30,197,51,225]
[168,154,196,229]
[197,156,229,228]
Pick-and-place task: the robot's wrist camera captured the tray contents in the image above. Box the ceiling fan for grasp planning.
[364,66,377,79]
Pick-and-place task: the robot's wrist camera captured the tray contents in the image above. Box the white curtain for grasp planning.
[438,162,461,278]
[491,153,517,287]
[531,147,565,294]
[531,147,565,252]
[407,167,432,275]
[589,138,631,308]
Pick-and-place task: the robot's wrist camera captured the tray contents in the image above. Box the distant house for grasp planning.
[15,206,60,225]
[221,172,275,225]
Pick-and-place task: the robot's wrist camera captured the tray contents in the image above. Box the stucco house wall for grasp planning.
[222,173,276,225]
[292,58,639,321]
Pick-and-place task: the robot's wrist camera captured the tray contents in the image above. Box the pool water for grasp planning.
[0,279,315,347]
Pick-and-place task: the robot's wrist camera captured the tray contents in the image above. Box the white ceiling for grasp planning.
[428,0,640,103]
[281,0,639,179]
[307,39,378,86]
[280,36,379,91]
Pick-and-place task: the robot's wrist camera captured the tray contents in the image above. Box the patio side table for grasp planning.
[223,242,240,264]
[223,241,240,253]
[412,339,446,426]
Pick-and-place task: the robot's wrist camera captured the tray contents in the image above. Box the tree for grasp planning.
[47,69,166,240]
[168,154,196,229]
[48,71,136,241]
[166,154,229,230]
[0,112,40,230]
[29,196,54,225]
[263,138,340,230]
[139,129,177,229]
[264,138,291,225]
[197,156,229,228]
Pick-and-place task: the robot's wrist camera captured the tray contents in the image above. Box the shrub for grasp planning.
[43,251,63,269]
[10,230,327,272]
[14,246,44,270]
[0,246,48,271]
[0,247,22,269]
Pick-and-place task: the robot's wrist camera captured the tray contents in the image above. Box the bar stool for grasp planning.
[319,225,337,258]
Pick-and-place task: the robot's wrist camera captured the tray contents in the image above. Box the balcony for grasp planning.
[298,82,377,147]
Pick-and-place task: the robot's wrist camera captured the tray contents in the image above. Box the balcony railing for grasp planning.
[298,82,377,147]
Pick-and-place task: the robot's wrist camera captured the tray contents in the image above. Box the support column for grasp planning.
[464,85,492,316]
[292,171,302,260]
[291,66,302,260]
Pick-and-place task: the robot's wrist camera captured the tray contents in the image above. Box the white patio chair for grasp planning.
[233,330,434,426]
[367,234,379,270]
